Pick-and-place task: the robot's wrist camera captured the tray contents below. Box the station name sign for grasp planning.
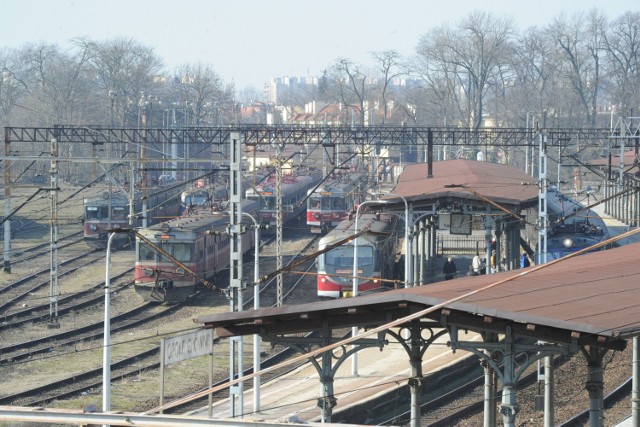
[162,329,213,365]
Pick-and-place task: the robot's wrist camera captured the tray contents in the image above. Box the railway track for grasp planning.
[0,228,320,410]
[9,231,84,264]
[0,250,109,316]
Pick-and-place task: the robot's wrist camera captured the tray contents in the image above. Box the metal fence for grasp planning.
[437,236,487,256]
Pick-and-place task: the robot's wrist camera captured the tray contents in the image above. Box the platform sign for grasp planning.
[160,328,215,413]
[162,329,213,365]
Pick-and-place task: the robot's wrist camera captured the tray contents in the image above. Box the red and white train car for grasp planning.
[134,199,259,302]
[306,173,366,233]
[246,169,322,229]
[316,213,400,299]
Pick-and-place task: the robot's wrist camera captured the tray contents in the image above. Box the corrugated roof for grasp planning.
[197,241,640,349]
[391,160,539,207]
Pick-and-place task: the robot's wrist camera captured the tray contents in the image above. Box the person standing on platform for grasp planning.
[442,256,457,280]
[490,250,497,273]
[472,252,482,274]
[520,252,531,268]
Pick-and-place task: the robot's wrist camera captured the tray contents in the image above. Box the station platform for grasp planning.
[593,204,640,245]
[191,330,480,423]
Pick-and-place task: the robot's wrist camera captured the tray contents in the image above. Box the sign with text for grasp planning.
[162,329,213,365]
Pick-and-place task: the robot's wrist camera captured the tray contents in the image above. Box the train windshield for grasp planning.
[138,244,156,261]
[308,196,322,209]
[331,197,346,210]
[112,207,127,220]
[157,242,192,262]
[141,242,193,263]
[325,246,374,267]
[85,206,109,220]
[260,196,275,209]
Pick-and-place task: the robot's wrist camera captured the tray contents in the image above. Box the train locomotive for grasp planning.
[246,169,322,230]
[180,180,229,213]
[306,173,366,233]
[543,186,610,261]
[134,199,259,302]
[83,184,185,250]
[316,212,401,299]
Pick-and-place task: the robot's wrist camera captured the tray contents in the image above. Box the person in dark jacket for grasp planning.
[442,256,457,280]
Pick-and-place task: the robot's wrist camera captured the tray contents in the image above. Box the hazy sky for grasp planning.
[1,0,637,89]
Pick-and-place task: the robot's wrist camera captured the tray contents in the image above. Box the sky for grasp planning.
[1,0,637,89]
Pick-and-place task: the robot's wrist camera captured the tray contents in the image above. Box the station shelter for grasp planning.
[378,159,539,285]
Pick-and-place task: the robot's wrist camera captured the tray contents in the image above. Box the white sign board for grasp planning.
[162,329,213,365]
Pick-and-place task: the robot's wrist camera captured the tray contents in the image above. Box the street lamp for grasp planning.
[383,193,411,288]
[103,232,116,419]
[352,199,389,376]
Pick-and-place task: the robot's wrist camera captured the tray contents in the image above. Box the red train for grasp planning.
[134,199,259,302]
[306,173,366,233]
[83,183,185,250]
[316,213,401,299]
[246,168,322,230]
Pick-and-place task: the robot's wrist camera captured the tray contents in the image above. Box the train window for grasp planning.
[112,207,126,220]
[262,197,275,209]
[309,197,321,209]
[173,243,192,262]
[139,244,155,261]
[85,206,99,220]
[325,246,374,267]
[331,198,345,210]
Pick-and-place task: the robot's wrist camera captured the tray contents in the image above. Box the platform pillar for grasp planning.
[408,320,424,427]
[583,346,607,427]
[482,332,497,427]
[633,337,639,426]
[499,326,518,427]
[544,354,555,427]
[318,348,336,423]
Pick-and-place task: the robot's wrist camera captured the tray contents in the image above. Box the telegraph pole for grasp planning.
[275,137,284,306]
[228,132,245,417]
[48,136,60,328]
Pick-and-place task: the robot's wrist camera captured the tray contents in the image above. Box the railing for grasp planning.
[437,236,487,256]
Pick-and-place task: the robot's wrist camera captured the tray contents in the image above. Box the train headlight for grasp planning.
[563,237,574,248]
[90,224,97,231]
[321,277,326,283]
[175,267,186,276]
[144,268,154,277]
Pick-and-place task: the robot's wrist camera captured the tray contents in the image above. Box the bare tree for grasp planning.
[371,50,403,125]
[546,10,607,127]
[80,37,163,126]
[21,43,94,124]
[0,49,29,126]
[414,11,514,129]
[170,63,235,125]
[602,11,640,116]
[328,58,369,125]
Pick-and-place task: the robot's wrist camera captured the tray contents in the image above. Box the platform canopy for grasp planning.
[197,242,640,351]
[382,159,539,210]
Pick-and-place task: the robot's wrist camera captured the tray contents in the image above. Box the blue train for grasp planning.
[543,187,611,261]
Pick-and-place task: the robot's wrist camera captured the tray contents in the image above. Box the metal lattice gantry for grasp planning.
[3,125,617,147]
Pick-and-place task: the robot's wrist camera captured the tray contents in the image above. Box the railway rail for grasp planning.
[0,230,320,411]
